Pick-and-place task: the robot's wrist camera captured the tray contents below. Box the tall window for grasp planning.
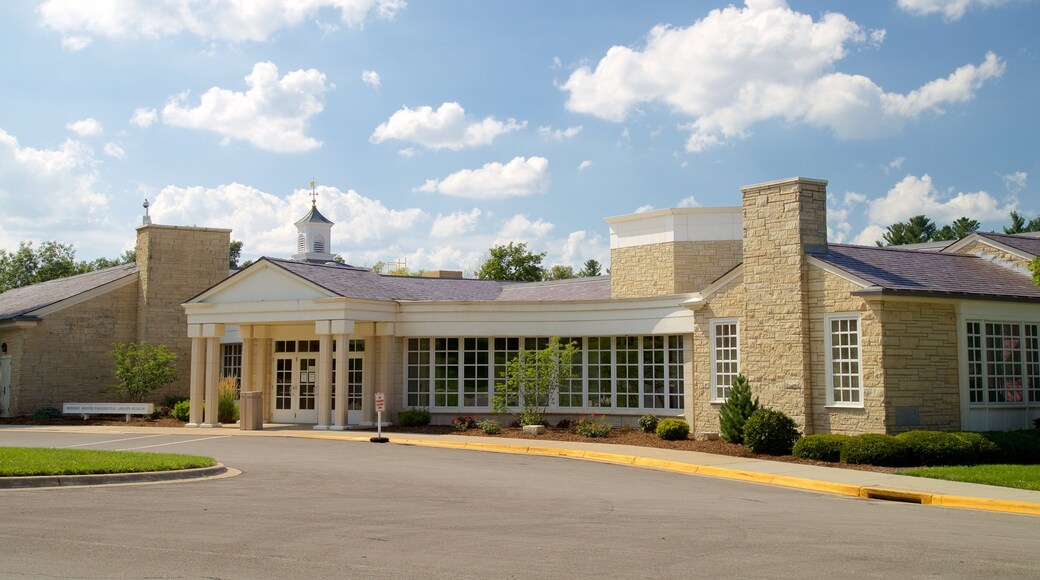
[557,338,584,407]
[462,338,490,407]
[710,320,739,402]
[406,338,431,407]
[967,321,1040,405]
[586,336,612,408]
[826,314,862,406]
[221,343,242,390]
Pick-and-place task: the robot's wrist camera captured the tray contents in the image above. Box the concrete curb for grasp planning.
[0,463,230,490]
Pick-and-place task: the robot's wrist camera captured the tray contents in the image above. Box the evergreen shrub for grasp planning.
[638,414,659,433]
[742,408,801,455]
[979,430,1040,464]
[718,375,759,444]
[792,434,850,462]
[656,418,690,441]
[895,431,985,466]
[840,434,914,467]
[32,406,62,419]
[398,407,432,427]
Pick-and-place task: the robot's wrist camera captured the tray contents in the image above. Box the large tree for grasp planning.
[0,241,101,293]
[933,217,981,241]
[878,215,937,246]
[544,265,576,281]
[476,242,545,282]
[577,259,603,277]
[1004,211,1040,234]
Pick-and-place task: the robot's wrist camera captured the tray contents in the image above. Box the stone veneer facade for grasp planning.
[953,239,1034,271]
[610,240,742,299]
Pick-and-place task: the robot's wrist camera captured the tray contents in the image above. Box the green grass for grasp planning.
[897,464,1040,492]
[0,447,216,477]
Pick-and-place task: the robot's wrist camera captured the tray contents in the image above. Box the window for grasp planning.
[826,314,862,406]
[586,337,612,407]
[966,321,1040,405]
[433,338,459,407]
[462,338,489,407]
[710,320,739,402]
[406,338,431,407]
[221,343,242,385]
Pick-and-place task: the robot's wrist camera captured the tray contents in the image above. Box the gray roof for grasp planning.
[811,244,1040,302]
[0,263,139,321]
[264,258,611,302]
[295,204,333,225]
[969,231,1040,258]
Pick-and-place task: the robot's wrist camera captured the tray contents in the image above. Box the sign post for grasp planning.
[370,392,389,443]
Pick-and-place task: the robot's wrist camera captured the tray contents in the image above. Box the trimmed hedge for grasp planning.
[742,408,800,455]
[895,430,999,466]
[792,434,850,463]
[656,418,690,441]
[979,430,1040,464]
[398,407,432,427]
[840,434,915,467]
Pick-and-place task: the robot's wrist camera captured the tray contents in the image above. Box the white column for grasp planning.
[240,325,253,394]
[187,334,205,427]
[683,332,695,433]
[315,333,332,430]
[331,333,348,429]
[201,336,222,427]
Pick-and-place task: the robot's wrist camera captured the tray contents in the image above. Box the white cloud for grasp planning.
[866,174,1014,226]
[851,224,887,246]
[361,69,381,88]
[130,107,158,128]
[430,208,483,238]
[66,118,103,136]
[416,156,549,199]
[578,160,593,171]
[103,142,126,159]
[497,214,555,241]
[38,0,406,47]
[161,61,329,153]
[897,0,1009,21]
[677,196,700,208]
[635,204,654,213]
[1003,171,1028,193]
[881,156,905,174]
[370,102,525,150]
[538,125,583,140]
[151,182,425,258]
[562,2,1003,151]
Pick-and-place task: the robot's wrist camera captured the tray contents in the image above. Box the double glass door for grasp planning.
[272,356,317,423]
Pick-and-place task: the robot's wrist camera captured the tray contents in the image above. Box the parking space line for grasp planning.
[120,436,230,450]
[60,435,167,448]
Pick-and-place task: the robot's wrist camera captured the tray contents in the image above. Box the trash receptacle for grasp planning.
[240,391,263,430]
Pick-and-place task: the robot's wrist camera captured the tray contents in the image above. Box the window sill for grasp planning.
[825,404,864,410]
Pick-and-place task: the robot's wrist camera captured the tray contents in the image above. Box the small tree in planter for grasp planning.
[719,374,759,444]
[109,341,177,403]
[492,337,578,426]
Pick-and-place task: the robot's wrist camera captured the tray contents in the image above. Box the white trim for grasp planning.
[682,265,744,309]
[709,318,740,403]
[823,312,864,408]
[944,233,1036,261]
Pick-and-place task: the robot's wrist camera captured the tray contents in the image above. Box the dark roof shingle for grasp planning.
[971,232,1040,258]
[0,263,139,321]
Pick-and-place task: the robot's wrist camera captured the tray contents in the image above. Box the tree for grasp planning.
[109,341,178,403]
[0,241,92,293]
[544,265,575,280]
[229,240,243,268]
[878,215,937,247]
[577,259,603,277]
[476,242,545,281]
[1004,211,1040,234]
[492,337,578,426]
[933,217,980,241]
[718,375,760,444]
[1031,256,1040,287]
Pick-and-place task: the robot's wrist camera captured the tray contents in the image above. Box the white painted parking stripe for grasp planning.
[59,435,167,448]
[119,435,230,450]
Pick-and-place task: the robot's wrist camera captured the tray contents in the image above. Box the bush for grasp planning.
[979,429,1040,464]
[109,341,177,403]
[895,430,986,466]
[719,375,759,444]
[792,434,850,462]
[840,434,914,467]
[556,418,572,429]
[172,400,191,422]
[571,414,612,438]
[743,408,801,455]
[478,418,501,434]
[33,406,62,419]
[398,407,431,427]
[217,377,239,423]
[656,418,690,441]
[638,414,659,434]
[452,416,477,431]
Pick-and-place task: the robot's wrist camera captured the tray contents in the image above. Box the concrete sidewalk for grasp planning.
[3,423,1039,515]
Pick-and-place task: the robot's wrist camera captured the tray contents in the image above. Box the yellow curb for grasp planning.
[768,474,863,497]
[859,487,933,504]
[931,494,1040,516]
[581,451,636,465]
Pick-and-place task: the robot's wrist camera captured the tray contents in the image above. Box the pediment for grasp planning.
[193,262,337,304]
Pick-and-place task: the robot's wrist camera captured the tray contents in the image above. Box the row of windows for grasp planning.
[406,336,685,411]
[966,321,1040,405]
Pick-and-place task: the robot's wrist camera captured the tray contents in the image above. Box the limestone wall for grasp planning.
[611,240,742,298]
[952,239,1033,271]
[690,275,745,437]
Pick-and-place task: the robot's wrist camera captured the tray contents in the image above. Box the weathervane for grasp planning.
[142,198,152,225]
[309,178,318,207]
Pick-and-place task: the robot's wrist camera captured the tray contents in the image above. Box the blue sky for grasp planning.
[1,0,1037,272]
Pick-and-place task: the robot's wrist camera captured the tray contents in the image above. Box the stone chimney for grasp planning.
[739,177,827,430]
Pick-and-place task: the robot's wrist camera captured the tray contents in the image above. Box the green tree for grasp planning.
[0,241,94,293]
[492,337,578,426]
[229,240,243,268]
[109,341,178,403]
[1030,256,1040,287]
[933,217,980,241]
[544,265,576,280]
[1004,211,1040,234]
[476,242,545,281]
[718,375,760,444]
[878,215,937,247]
[577,259,603,277]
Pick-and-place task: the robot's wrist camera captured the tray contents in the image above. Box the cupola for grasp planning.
[292,181,336,262]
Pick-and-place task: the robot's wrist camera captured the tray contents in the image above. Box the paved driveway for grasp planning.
[1,430,1037,578]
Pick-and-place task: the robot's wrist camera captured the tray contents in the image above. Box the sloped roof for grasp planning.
[263,258,610,302]
[0,263,139,321]
[970,231,1040,258]
[810,244,1040,302]
[295,205,333,225]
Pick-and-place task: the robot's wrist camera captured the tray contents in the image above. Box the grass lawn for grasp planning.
[0,447,216,477]
[897,464,1040,492]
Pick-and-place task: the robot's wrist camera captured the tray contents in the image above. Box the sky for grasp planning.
[1,0,1037,274]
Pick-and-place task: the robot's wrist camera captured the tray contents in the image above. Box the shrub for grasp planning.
[792,434,850,462]
[163,394,189,408]
[571,414,612,438]
[743,408,801,455]
[556,418,572,429]
[33,406,62,419]
[656,418,690,441]
[719,375,759,444]
[452,416,477,431]
[217,377,239,423]
[109,341,177,403]
[478,418,501,434]
[979,429,1040,464]
[492,337,579,427]
[638,414,659,434]
[895,430,985,466]
[954,432,1001,464]
[840,434,914,467]
[172,400,191,422]
[398,407,431,427]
